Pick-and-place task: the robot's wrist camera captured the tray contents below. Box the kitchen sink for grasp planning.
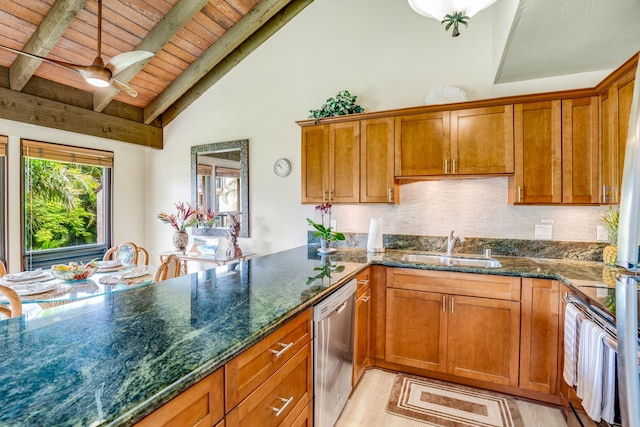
[401,254,502,268]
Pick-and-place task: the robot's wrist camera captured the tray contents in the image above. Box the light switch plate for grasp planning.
[534,224,552,239]
[596,225,609,242]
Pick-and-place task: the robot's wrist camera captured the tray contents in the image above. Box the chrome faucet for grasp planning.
[446,229,465,256]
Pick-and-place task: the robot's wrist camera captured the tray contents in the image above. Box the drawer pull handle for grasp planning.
[270,396,294,416]
[269,342,294,358]
[359,295,370,302]
[358,279,370,286]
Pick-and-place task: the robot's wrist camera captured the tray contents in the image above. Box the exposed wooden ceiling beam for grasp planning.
[0,85,162,148]
[162,0,314,125]
[143,0,297,124]
[10,0,88,92]
[92,0,211,112]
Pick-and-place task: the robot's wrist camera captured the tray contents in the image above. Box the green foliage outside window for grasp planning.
[24,158,101,251]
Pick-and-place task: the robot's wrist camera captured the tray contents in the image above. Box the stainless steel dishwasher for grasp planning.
[313,279,356,427]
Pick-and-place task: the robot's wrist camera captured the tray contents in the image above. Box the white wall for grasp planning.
[0,118,148,273]
[148,0,614,256]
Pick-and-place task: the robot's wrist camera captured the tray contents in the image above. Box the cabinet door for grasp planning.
[520,278,560,395]
[562,97,599,204]
[451,105,514,175]
[447,295,520,387]
[512,101,562,204]
[353,287,371,387]
[301,125,328,203]
[600,90,618,204]
[134,369,224,427]
[610,66,636,203]
[395,111,450,176]
[385,288,447,372]
[328,121,360,203]
[360,117,396,203]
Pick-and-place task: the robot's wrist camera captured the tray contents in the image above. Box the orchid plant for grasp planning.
[306,202,345,243]
[157,202,199,231]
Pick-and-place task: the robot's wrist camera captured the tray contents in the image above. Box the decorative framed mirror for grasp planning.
[191,139,249,238]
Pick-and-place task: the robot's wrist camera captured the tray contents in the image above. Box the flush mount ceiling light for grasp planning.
[408,0,499,37]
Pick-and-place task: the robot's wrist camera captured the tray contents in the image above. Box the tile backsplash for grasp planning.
[329,177,609,242]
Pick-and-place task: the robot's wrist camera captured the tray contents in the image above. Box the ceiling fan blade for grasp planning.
[0,44,88,74]
[110,78,138,97]
[106,51,154,76]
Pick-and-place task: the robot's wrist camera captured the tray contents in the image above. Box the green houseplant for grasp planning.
[306,202,345,251]
[308,90,364,121]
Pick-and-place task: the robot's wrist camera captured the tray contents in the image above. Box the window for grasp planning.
[0,136,6,266]
[21,140,113,269]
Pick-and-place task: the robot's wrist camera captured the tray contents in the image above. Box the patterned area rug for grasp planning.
[387,373,524,427]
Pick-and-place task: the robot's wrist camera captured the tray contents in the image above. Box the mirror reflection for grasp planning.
[191,140,249,238]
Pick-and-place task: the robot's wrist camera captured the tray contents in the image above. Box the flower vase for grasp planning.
[318,238,335,254]
[173,230,189,252]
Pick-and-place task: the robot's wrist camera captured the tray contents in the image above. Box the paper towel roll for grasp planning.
[367,218,385,253]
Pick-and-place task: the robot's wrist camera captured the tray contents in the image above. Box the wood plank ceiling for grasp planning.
[0,0,312,148]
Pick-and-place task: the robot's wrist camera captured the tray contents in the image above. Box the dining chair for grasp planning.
[0,260,5,277]
[0,284,22,319]
[104,242,149,266]
[154,254,182,283]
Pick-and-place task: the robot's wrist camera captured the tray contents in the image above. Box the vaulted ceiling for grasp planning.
[0,0,311,148]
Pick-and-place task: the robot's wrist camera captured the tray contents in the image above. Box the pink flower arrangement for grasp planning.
[196,206,218,228]
[157,202,199,231]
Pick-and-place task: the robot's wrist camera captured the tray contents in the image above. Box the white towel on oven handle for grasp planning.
[576,319,608,421]
[601,342,617,424]
[563,303,581,386]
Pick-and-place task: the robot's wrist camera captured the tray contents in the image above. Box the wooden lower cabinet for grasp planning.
[289,402,313,427]
[520,278,560,394]
[225,309,312,412]
[384,268,521,387]
[226,342,312,427]
[353,268,372,386]
[447,295,520,387]
[134,368,224,427]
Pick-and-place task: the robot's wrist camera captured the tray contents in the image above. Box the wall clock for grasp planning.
[274,158,291,177]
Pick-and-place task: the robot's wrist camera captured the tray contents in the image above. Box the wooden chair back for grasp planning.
[0,284,22,319]
[0,260,5,278]
[154,254,182,283]
[104,242,149,266]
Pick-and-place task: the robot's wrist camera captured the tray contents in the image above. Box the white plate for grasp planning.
[3,269,49,282]
[2,282,57,296]
[98,260,122,268]
[121,267,147,279]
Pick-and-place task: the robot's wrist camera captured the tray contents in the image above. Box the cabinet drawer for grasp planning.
[134,368,223,427]
[225,309,312,412]
[226,343,313,427]
[356,268,371,298]
[387,268,520,301]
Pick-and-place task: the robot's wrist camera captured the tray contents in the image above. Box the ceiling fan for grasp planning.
[0,0,153,97]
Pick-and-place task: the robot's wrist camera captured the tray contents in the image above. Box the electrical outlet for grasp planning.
[596,225,609,242]
[534,224,552,239]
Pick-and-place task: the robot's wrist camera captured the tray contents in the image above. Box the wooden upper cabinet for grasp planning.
[300,121,359,203]
[600,63,636,204]
[360,117,397,203]
[395,111,450,176]
[562,97,599,204]
[451,105,514,175]
[301,124,328,203]
[512,101,563,204]
[395,106,513,177]
[329,121,360,203]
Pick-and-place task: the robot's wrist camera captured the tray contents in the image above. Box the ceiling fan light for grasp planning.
[408,0,499,21]
[85,76,110,88]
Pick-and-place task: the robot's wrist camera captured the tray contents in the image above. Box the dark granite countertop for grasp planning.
[0,245,634,426]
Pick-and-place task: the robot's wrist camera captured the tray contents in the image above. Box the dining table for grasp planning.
[0,262,155,309]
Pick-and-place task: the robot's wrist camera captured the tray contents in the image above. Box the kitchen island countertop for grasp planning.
[0,245,629,426]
